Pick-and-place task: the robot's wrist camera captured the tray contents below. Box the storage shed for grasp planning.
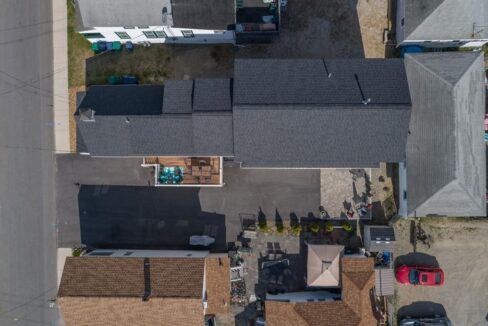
[363,225,395,252]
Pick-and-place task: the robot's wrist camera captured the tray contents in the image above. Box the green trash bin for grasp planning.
[91,42,99,52]
[112,41,122,51]
[107,75,123,85]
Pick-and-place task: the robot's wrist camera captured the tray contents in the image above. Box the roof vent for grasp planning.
[79,108,95,122]
[125,117,130,124]
[142,258,151,301]
[354,74,371,105]
[322,61,332,78]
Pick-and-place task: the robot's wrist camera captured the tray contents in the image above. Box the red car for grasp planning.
[395,265,444,286]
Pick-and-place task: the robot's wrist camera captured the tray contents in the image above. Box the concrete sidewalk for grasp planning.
[52,0,70,153]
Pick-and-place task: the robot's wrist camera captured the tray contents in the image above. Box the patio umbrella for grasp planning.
[307,244,344,287]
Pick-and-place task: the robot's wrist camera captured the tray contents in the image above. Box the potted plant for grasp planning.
[258,220,270,233]
[341,221,353,233]
[310,222,320,234]
[276,223,285,235]
[324,222,334,233]
[290,223,301,237]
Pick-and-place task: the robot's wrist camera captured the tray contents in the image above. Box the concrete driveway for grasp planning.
[393,218,488,326]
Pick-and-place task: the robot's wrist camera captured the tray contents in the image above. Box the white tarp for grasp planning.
[307,244,344,287]
[189,235,215,246]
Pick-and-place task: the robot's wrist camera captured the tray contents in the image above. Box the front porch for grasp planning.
[142,156,223,187]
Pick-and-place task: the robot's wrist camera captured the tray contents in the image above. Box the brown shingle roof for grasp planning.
[58,257,207,326]
[265,257,377,326]
[205,256,231,315]
[58,257,205,298]
[59,297,203,326]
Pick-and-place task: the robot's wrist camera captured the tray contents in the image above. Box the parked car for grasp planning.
[399,316,451,326]
[395,265,444,286]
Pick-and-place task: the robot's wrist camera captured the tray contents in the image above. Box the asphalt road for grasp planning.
[0,1,58,325]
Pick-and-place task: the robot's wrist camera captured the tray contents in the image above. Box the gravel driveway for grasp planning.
[393,218,488,326]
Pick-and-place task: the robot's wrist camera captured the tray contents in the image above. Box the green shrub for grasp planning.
[310,222,320,234]
[341,222,353,233]
[290,223,301,236]
[258,220,270,233]
[276,223,285,234]
[324,222,334,233]
[72,247,85,257]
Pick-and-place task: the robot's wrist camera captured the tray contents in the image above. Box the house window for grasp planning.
[115,31,131,39]
[144,31,166,38]
[401,18,404,26]
[83,32,104,39]
[154,30,167,38]
[181,30,194,38]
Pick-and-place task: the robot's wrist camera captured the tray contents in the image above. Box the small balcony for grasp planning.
[142,157,223,187]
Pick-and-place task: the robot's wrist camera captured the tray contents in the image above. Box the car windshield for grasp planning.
[435,272,442,284]
[409,270,419,284]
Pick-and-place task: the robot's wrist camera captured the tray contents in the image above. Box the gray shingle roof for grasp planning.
[77,85,164,115]
[405,52,486,217]
[77,83,234,156]
[233,59,411,106]
[401,0,488,42]
[232,59,412,168]
[162,80,193,114]
[76,0,174,28]
[75,0,233,30]
[193,79,232,112]
[233,105,411,168]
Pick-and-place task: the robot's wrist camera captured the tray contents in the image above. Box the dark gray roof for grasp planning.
[193,112,234,154]
[402,0,488,42]
[77,114,234,156]
[233,59,411,106]
[77,85,164,115]
[76,0,174,28]
[233,105,411,168]
[77,83,234,156]
[369,226,395,242]
[193,79,232,112]
[233,59,412,168]
[405,52,486,217]
[364,225,395,252]
[171,0,234,30]
[162,80,193,114]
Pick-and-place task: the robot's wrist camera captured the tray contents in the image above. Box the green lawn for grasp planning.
[67,0,92,87]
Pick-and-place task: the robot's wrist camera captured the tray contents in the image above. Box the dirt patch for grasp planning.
[393,218,488,325]
[236,0,388,59]
[85,45,234,86]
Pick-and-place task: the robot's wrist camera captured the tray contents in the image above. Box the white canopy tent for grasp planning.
[307,244,344,287]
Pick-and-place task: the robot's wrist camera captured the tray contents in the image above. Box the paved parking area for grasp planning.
[393,218,488,326]
[56,156,321,249]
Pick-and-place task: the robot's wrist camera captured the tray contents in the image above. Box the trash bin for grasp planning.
[125,41,134,51]
[112,41,122,51]
[107,75,123,85]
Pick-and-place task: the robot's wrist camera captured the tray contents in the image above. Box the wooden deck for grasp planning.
[143,156,222,186]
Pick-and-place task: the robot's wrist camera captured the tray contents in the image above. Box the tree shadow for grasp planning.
[290,212,299,227]
[397,301,447,319]
[275,208,283,229]
[395,252,439,268]
[258,207,267,225]
[78,185,227,252]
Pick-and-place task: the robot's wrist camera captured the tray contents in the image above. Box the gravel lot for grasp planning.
[236,0,389,59]
[393,218,488,326]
